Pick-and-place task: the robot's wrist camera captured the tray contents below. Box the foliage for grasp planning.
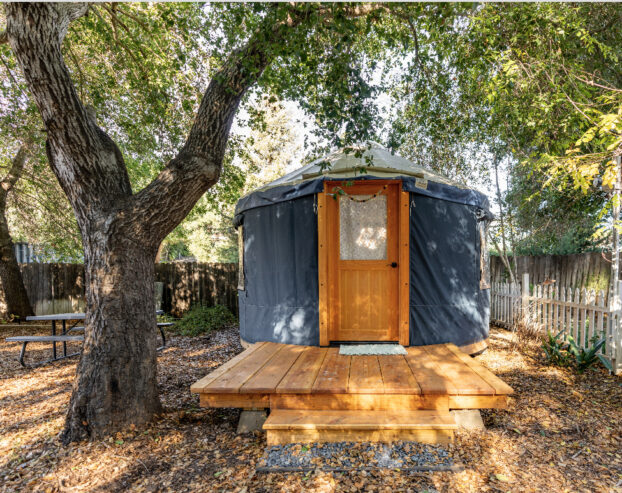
[4,3,621,260]
[566,335,613,373]
[542,330,571,367]
[0,20,80,259]
[171,304,237,337]
[1,3,212,259]
[542,330,612,372]
[383,3,493,185]
[4,3,445,262]
[388,3,622,254]
[505,161,609,255]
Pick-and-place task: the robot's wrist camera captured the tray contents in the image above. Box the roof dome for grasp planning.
[235,141,490,217]
[258,141,465,192]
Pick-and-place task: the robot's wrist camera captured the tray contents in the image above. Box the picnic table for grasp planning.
[26,312,86,362]
[6,310,168,367]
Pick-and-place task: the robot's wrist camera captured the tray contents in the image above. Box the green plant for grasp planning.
[542,330,612,372]
[566,335,612,373]
[542,330,571,367]
[172,304,237,337]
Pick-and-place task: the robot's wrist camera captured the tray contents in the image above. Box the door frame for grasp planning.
[318,179,410,346]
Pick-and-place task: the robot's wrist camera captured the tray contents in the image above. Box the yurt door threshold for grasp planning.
[317,180,410,346]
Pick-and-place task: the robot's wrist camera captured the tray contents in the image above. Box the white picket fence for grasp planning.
[491,273,621,374]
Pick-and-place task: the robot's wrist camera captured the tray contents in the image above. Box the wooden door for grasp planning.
[324,181,400,342]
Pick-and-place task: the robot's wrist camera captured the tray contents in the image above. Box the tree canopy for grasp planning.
[3,1,622,442]
[3,3,622,264]
[388,2,622,255]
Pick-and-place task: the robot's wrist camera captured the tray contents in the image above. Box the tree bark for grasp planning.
[62,232,161,441]
[0,146,34,319]
[4,3,307,442]
[493,157,516,284]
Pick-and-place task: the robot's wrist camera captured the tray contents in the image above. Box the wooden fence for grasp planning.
[0,262,239,318]
[491,273,621,374]
[19,263,85,315]
[155,262,238,317]
[490,252,610,291]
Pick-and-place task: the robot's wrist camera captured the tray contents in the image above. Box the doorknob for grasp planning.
[389,262,398,268]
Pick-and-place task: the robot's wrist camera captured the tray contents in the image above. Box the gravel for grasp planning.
[258,441,455,471]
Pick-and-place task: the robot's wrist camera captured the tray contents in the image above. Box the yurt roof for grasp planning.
[259,142,464,191]
[235,142,491,218]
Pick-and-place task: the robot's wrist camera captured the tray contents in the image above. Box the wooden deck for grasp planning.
[191,342,513,444]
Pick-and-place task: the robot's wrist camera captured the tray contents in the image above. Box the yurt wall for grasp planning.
[409,195,489,347]
[238,195,319,346]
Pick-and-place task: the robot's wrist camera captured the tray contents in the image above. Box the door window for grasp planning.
[339,195,387,260]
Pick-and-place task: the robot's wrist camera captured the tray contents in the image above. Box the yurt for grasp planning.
[233,143,493,354]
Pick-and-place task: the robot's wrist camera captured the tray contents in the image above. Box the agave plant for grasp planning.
[566,335,612,373]
[542,330,571,367]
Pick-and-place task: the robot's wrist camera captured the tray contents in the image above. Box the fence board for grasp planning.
[490,252,613,293]
[0,262,239,318]
[491,274,620,374]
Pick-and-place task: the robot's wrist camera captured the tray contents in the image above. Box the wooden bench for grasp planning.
[5,335,84,367]
[6,322,175,367]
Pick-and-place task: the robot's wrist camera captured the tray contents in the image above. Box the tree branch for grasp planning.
[5,3,132,219]
[0,144,29,215]
[132,3,393,243]
[1,145,28,196]
[130,5,312,241]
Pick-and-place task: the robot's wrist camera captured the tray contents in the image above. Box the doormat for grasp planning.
[339,344,407,355]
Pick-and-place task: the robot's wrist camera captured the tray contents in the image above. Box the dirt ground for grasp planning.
[0,325,620,493]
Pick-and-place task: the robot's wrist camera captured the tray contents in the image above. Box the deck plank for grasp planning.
[264,409,456,430]
[263,409,456,446]
[312,349,351,394]
[241,344,305,393]
[204,342,282,393]
[445,344,514,395]
[276,347,328,394]
[422,345,496,395]
[190,342,266,393]
[405,346,456,394]
[270,393,448,411]
[378,355,421,394]
[194,342,512,404]
[348,355,384,394]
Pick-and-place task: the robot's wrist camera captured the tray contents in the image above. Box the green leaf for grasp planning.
[597,354,613,372]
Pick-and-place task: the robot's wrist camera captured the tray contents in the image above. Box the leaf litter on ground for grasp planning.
[0,324,620,492]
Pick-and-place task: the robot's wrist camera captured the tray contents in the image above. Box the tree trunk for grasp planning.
[0,213,33,319]
[494,157,516,284]
[62,230,161,442]
[0,145,34,319]
[5,2,381,442]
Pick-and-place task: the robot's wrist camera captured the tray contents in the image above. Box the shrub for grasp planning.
[566,335,612,373]
[172,304,237,337]
[542,330,612,373]
[542,330,571,367]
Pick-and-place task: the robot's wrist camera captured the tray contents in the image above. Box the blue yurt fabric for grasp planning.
[235,144,492,349]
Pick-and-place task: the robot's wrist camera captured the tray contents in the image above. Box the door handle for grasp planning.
[389,262,398,268]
